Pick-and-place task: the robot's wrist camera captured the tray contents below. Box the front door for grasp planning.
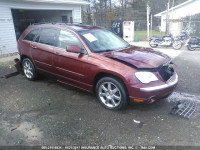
[53,30,88,84]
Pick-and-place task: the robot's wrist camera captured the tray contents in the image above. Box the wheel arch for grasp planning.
[92,72,129,97]
[20,54,32,62]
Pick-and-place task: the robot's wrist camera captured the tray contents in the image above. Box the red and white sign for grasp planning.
[124,21,131,26]
[123,21,134,42]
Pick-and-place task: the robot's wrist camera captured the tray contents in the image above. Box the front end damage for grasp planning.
[128,62,178,104]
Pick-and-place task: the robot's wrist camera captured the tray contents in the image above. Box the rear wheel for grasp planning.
[149,40,158,48]
[96,77,128,111]
[22,58,37,80]
[173,40,182,50]
[187,44,196,51]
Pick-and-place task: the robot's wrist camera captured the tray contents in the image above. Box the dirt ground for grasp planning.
[0,45,200,149]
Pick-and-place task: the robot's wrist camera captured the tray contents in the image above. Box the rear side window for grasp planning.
[24,29,39,41]
[38,28,58,46]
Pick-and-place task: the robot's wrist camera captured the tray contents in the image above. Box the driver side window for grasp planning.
[56,30,84,50]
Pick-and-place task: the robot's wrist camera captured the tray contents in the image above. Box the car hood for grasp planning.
[100,46,171,69]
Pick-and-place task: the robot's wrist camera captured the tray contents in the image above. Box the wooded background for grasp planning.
[82,0,188,31]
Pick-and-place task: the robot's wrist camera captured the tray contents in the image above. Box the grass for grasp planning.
[134,30,165,41]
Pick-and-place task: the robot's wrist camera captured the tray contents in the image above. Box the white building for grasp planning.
[155,0,200,35]
[0,0,89,55]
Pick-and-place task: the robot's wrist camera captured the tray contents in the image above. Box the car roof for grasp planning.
[29,23,103,32]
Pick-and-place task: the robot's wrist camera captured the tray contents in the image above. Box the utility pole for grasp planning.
[109,0,112,12]
[150,13,152,38]
[147,4,150,40]
[92,12,95,26]
[166,2,169,34]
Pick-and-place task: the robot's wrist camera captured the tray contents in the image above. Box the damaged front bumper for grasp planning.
[140,73,178,92]
[14,58,23,73]
[0,58,22,79]
[128,72,178,103]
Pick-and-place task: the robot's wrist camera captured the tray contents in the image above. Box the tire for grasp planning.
[173,40,182,50]
[187,44,196,51]
[96,77,128,111]
[149,40,158,48]
[22,58,37,81]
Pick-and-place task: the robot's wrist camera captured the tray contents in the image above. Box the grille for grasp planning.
[170,101,198,119]
[158,65,174,81]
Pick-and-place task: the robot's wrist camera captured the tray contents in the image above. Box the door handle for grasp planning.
[54,52,61,56]
[31,45,37,49]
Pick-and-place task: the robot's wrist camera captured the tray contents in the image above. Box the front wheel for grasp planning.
[149,40,158,48]
[187,44,196,51]
[173,40,182,50]
[96,77,128,111]
[22,58,37,80]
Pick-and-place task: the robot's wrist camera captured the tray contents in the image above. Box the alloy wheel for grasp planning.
[98,82,122,108]
[23,60,34,79]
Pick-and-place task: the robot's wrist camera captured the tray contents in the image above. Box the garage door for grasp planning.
[11,9,73,40]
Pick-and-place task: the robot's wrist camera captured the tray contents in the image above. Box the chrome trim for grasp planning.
[140,73,178,92]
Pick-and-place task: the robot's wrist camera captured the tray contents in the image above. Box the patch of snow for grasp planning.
[167,92,200,103]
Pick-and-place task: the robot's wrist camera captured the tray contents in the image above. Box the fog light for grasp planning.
[133,99,145,102]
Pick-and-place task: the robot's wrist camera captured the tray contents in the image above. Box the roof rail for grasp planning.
[30,22,83,26]
[29,22,99,28]
[30,22,64,26]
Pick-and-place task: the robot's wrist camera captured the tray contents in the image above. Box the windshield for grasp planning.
[78,29,130,53]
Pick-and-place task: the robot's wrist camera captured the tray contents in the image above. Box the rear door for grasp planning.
[31,28,59,72]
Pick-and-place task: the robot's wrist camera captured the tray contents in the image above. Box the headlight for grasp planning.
[135,72,158,84]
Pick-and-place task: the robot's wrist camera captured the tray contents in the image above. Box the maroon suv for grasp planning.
[17,23,178,110]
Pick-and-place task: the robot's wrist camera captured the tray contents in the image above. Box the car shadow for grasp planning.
[35,72,174,114]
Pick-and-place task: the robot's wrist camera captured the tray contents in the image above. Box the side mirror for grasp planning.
[66,45,82,53]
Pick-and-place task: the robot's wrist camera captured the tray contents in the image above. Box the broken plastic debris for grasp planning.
[0,58,22,79]
[1,72,19,79]
[170,100,198,119]
[133,120,141,124]
[133,119,144,128]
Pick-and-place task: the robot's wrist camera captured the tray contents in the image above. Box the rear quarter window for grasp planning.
[23,29,39,41]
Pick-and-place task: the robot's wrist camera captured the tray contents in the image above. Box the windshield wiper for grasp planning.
[124,45,132,48]
[103,49,115,52]
[95,46,131,53]
[95,49,115,53]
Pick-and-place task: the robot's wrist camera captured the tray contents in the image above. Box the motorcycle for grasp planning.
[149,34,182,50]
[173,32,190,50]
[187,36,200,51]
